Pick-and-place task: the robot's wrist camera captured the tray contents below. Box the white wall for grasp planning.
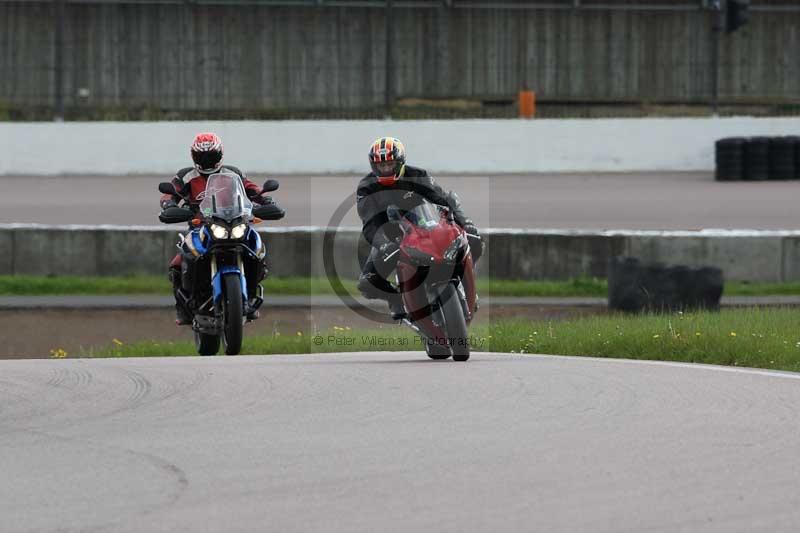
[2,117,799,175]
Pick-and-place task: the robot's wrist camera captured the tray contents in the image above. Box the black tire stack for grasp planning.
[608,257,724,313]
[744,136,770,181]
[715,137,746,181]
[769,136,798,180]
[797,137,800,179]
[715,136,799,181]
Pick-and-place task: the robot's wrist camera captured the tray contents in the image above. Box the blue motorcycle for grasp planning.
[159,172,285,355]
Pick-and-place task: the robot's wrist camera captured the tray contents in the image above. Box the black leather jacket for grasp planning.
[356,165,470,248]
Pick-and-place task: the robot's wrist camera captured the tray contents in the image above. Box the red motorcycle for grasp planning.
[387,200,479,361]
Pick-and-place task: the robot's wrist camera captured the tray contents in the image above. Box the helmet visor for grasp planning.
[373,160,398,177]
[193,150,222,172]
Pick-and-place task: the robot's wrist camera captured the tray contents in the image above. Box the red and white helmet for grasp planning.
[190,132,224,174]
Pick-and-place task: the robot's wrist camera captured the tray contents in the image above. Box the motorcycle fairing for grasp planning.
[247,228,266,260]
[188,228,210,256]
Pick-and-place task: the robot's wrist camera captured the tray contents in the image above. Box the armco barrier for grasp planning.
[2,225,800,283]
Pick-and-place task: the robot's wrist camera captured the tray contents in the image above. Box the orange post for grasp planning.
[519,90,536,119]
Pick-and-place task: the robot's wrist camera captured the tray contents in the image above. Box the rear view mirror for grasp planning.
[158,182,177,195]
[262,179,280,193]
[253,204,285,221]
[158,206,194,224]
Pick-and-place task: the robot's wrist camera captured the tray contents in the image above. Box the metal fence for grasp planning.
[2,0,800,120]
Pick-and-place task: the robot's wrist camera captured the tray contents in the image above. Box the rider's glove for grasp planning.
[253,194,273,206]
[161,198,178,210]
[463,221,480,238]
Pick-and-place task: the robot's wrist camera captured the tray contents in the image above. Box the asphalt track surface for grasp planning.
[3,352,800,532]
[3,172,800,229]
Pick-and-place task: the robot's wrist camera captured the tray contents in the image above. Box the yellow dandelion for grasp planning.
[695,332,701,337]
[112,338,123,346]
[730,332,737,337]
[653,334,660,339]
[296,331,303,337]
[49,348,68,359]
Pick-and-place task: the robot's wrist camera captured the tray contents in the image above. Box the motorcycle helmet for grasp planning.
[369,137,406,186]
[191,132,224,174]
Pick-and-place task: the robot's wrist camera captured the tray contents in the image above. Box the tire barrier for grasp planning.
[768,136,798,180]
[744,136,771,181]
[608,257,724,313]
[796,137,800,179]
[714,137,746,181]
[716,136,799,181]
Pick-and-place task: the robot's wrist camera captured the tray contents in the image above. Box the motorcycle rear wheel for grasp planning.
[440,283,470,361]
[425,341,451,360]
[195,330,220,356]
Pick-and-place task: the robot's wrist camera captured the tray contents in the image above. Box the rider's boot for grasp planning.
[388,294,407,321]
[169,267,191,325]
[246,263,267,321]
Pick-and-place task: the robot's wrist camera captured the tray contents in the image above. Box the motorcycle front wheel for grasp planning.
[222,274,244,355]
[439,282,470,361]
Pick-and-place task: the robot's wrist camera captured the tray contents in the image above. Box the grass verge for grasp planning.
[4,275,800,298]
[86,308,800,372]
[0,275,357,296]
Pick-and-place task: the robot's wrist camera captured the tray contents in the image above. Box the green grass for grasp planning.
[0,275,169,295]
[87,308,800,372]
[4,275,800,298]
[482,308,800,372]
[480,277,608,297]
[725,281,800,296]
[0,275,358,296]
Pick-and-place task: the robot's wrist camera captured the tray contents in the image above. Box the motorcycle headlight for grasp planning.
[231,223,247,239]
[210,224,229,240]
[443,236,466,263]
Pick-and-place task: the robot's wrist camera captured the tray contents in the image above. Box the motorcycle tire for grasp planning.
[195,330,220,356]
[425,340,451,360]
[222,274,244,355]
[440,283,470,361]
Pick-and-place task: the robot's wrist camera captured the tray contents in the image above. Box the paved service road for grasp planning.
[2,353,800,532]
[3,172,799,229]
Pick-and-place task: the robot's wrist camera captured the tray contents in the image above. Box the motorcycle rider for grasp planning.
[160,132,278,325]
[356,136,482,320]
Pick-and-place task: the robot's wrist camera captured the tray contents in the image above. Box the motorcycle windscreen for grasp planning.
[401,202,441,229]
[198,172,253,223]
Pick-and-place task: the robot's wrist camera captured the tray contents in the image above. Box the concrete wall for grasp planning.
[2,225,799,283]
[3,117,800,175]
[3,3,800,111]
